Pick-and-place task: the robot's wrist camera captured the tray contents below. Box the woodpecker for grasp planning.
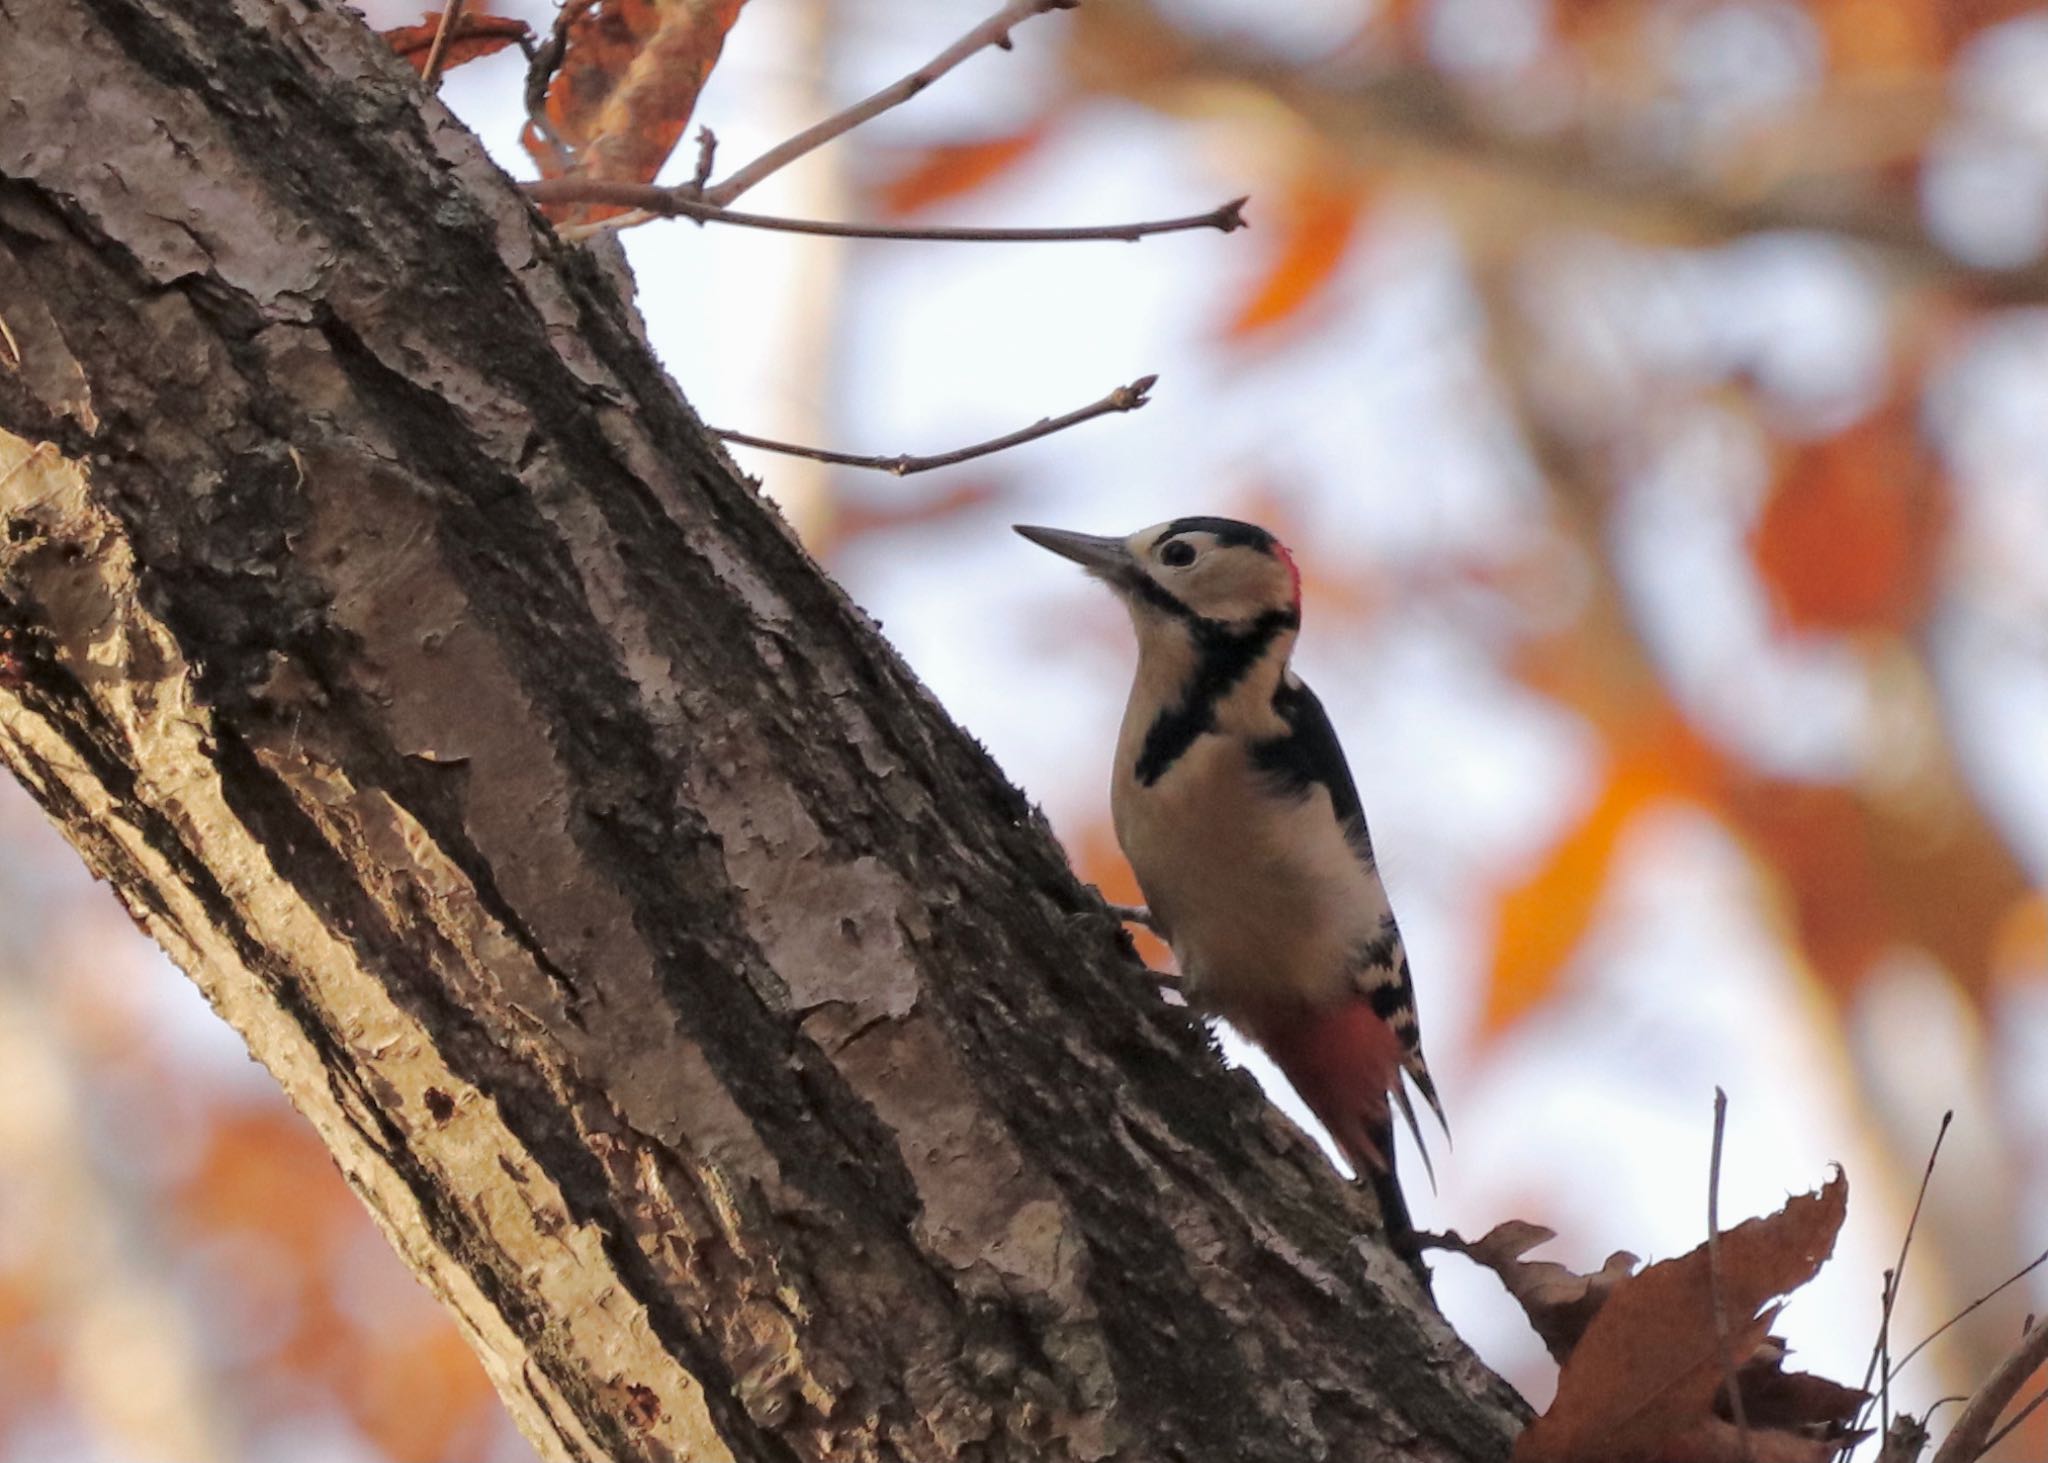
[1016,517,1444,1244]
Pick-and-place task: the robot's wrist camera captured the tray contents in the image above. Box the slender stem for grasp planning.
[1930,1318,2048,1463]
[419,0,468,90]
[521,181,1248,243]
[1893,1249,2048,1382]
[1882,1270,1898,1438]
[1706,1088,1753,1463]
[711,375,1157,477]
[1852,1110,1958,1440]
[702,0,1076,208]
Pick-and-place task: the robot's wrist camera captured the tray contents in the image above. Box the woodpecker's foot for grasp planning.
[1105,900,1160,933]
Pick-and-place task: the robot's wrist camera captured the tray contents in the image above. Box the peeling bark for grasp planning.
[0,2,1528,1459]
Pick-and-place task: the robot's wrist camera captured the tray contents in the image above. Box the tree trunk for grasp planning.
[0,2,1526,1458]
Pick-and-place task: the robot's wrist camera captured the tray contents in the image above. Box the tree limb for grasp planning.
[0,3,1525,1460]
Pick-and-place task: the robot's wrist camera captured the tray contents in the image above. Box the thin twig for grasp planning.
[1929,1318,2048,1463]
[419,0,468,90]
[1892,1248,2048,1383]
[522,181,1248,242]
[0,310,19,369]
[1707,1088,1754,1463]
[702,0,1077,208]
[712,374,1157,477]
[1851,1110,1954,1441]
[1882,1269,1898,1438]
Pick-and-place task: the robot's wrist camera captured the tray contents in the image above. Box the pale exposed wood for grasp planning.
[0,2,1527,1459]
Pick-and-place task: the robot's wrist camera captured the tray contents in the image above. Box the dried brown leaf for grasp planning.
[382,11,531,75]
[1514,1169,1850,1463]
[1439,1220,1639,1362]
[524,0,747,206]
[1654,1416,1860,1463]
[1733,1346,1867,1432]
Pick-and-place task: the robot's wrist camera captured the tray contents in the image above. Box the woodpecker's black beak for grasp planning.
[1013,525,1133,582]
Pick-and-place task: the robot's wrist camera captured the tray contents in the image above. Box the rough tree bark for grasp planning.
[0,2,1527,1459]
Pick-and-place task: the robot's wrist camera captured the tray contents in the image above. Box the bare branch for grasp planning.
[1843,1111,1951,1444]
[1892,1248,2048,1383]
[712,374,1157,476]
[1929,1318,2048,1463]
[702,0,1076,209]
[419,0,468,89]
[521,181,1247,243]
[1706,1088,1753,1463]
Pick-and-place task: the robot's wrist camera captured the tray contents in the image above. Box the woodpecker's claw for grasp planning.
[1106,901,1160,933]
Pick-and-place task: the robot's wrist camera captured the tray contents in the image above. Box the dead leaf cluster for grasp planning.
[1436,1170,1868,1463]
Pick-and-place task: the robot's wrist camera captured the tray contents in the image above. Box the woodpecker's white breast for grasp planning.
[1111,683,1391,1011]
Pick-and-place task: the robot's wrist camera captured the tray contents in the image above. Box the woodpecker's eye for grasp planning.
[1159,540,1197,568]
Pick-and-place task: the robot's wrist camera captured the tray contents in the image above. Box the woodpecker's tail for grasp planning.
[1239,1000,1428,1281]
[1350,934,1449,1185]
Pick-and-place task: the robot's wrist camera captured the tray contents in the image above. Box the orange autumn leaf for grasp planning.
[353,1326,501,1463]
[174,1107,362,1267]
[1484,750,1694,1035]
[1809,0,1942,77]
[1993,892,2048,985]
[1226,175,1369,337]
[381,11,531,76]
[1727,765,2031,1003]
[524,0,747,202]
[1516,1170,1856,1463]
[1749,402,1946,635]
[875,126,1050,217]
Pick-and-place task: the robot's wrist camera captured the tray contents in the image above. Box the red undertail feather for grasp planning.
[1239,998,1406,1175]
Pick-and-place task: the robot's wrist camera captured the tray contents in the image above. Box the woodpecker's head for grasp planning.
[1013,517,1303,635]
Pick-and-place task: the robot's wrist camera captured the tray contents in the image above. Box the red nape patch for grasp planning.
[1239,1000,1403,1173]
[1274,542,1303,609]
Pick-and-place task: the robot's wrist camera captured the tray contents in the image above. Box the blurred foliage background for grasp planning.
[6,0,2048,1456]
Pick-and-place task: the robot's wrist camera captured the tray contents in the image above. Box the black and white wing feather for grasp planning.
[1254,675,1449,1167]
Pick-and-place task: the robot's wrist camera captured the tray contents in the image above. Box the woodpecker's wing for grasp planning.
[1258,675,1373,865]
[1257,676,1448,1157]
